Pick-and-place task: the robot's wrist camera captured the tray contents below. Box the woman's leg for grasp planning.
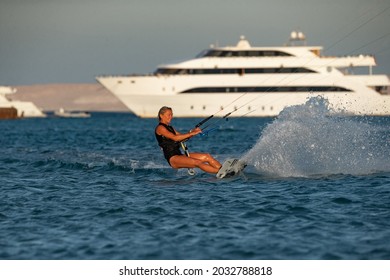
[189,152,221,169]
[169,154,221,174]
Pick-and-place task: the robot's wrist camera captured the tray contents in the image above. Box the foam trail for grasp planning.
[242,96,390,177]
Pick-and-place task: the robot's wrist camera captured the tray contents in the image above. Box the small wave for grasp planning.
[33,150,169,174]
[242,96,390,177]
[332,197,354,204]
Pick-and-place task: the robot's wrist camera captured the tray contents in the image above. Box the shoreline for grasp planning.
[9,83,128,112]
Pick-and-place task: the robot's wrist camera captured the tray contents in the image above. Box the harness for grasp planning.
[155,123,182,164]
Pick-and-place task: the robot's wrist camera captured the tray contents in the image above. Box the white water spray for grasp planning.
[242,96,390,177]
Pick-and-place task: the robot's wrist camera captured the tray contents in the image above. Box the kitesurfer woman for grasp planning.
[155,106,222,174]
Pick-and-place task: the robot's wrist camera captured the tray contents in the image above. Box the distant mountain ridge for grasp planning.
[10,83,128,112]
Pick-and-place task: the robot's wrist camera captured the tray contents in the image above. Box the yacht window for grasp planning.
[155,67,315,75]
[181,86,351,93]
[373,86,388,95]
[201,50,292,57]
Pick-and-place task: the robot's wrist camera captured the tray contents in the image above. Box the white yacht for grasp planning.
[96,32,390,117]
[0,86,46,118]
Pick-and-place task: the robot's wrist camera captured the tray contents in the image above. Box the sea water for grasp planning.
[1,98,389,260]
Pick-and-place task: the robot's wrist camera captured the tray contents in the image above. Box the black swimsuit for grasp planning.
[155,123,182,165]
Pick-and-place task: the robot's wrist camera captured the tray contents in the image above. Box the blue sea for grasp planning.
[1,98,390,260]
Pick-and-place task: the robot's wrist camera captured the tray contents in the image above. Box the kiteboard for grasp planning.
[216,158,247,179]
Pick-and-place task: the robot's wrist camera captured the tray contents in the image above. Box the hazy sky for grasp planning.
[1,0,389,85]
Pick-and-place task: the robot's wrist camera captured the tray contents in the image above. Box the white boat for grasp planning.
[96,31,390,118]
[0,86,46,118]
[54,108,91,118]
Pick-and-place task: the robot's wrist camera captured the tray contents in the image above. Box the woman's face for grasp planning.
[160,109,173,124]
